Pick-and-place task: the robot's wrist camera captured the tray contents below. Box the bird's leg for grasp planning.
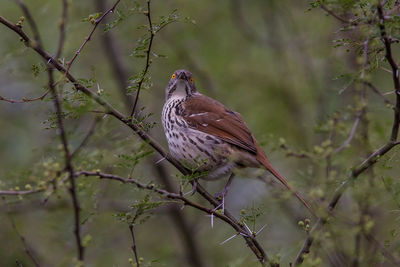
[190,177,200,196]
[215,173,235,200]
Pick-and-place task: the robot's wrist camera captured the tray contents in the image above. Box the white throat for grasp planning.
[170,81,188,100]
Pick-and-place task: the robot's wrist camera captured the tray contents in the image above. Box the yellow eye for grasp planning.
[171,74,176,79]
[190,78,194,83]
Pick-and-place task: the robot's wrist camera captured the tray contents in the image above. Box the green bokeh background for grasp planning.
[0,0,399,266]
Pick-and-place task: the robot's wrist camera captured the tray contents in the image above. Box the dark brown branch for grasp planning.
[129,225,140,267]
[0,89,50,103]
[378,4,400,142]
[0,16,267,264]
[130,0,154,117]
[48,69,84,261]
[65,0,121,74]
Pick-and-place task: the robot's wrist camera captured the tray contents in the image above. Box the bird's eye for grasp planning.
[190,78,194,83]
[171,74,176,79]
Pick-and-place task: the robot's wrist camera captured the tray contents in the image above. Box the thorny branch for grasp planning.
[0,15,268,265]
[130,0,155,117]
[294,4,400,265]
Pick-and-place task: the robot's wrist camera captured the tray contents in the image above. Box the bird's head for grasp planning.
[165,69,197,101]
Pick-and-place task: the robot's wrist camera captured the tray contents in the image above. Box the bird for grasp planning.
[161,69,313,215]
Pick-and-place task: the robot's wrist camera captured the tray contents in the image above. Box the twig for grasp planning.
[55,0,68,59]
[363,81,393,105]
[2,197,42,267]
[130,0,155,117]
[95,0,133,111]
[0,90,50,103]
[0,16,268,264]
[364,233,400,266]
[129,225,140,267]
[320,4,357,25]
[334,40,370,154]
[0,189,44,196]
[70,116,101,158]
[65,0,121,74]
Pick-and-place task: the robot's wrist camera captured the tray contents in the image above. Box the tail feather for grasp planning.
[257,153,315,217]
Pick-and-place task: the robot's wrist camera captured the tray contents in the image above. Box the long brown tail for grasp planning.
[257,153,316,217]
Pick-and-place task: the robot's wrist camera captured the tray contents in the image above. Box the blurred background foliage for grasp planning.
[0,0,400,266]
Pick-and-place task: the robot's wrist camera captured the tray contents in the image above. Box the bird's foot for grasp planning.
[190,178,200,196]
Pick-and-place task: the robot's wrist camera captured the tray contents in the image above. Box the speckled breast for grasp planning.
[162,98,230,173]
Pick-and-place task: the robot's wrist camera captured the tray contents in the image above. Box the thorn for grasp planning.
[155,157,165,164]
[220,233,239,245]
[182,189,194,196]
[255,224,268,236]
[206,214,214,228]
[243,222,252,234]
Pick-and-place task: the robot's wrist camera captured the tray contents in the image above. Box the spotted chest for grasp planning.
[162,97,232,176]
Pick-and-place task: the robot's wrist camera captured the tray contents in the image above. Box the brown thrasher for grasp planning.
[162,69,313,214]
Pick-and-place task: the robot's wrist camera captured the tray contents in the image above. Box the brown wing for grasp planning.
[181,94,257,154]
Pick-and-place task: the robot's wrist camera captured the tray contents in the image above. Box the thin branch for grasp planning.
[129,225,140,267]
[0,89,50,103]
[334,39,369,154]
[320,4,357,25]
[2,197,42,267]
[0,188,44,196]
[0,16,267,264]
[363,81,393,105]
[65,0,121,74]
[364,233,400,266]
[130,0,155,117]
[70,116,101,158]
[55,0,68,59]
